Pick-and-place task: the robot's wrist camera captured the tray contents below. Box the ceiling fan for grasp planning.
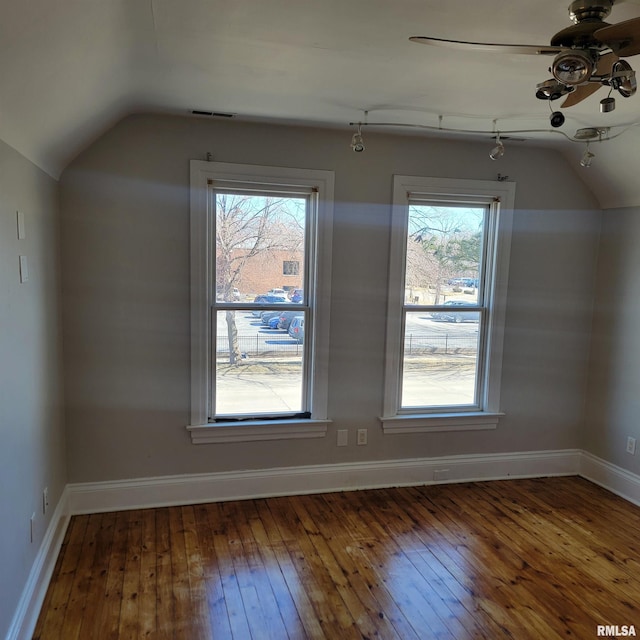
[410,0,640,125]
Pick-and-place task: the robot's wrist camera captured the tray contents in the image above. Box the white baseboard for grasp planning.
[579,451,640,507]
[6,488,70,640]
[12,448,639,640]
[66,448,583,514]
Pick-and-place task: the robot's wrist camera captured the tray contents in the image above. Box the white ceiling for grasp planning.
[2,0,640,207]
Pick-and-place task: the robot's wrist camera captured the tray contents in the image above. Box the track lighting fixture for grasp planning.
[347,114,639,169]
[351,124,365,152]
[580,143,595,168]
[489,133,504,160]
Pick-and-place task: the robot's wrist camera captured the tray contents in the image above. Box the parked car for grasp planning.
[251,294,288,316]
[288,315,305,343]
[267,288,287,297]
[448,278,478,289]
[253,294,288,304]
[288,288,304,303]
[260,310,282,326]
[277,310,300,331]
[431,300,480,323]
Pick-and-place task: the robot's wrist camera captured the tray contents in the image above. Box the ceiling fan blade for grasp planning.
[594,16,640,56]
[409,36,566,55]
[561,82,603,107]
[596,51,619,73]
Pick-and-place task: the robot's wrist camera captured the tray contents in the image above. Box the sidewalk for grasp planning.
[214,358,476,414]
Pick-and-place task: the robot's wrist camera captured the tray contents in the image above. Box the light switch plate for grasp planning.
[19,255,29,283]
[17,211,26,239]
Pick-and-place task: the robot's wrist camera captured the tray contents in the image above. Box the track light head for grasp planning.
[350,124,365,152]
[489,140,505,160]
[351,133,365,152]
[580,144,595,168]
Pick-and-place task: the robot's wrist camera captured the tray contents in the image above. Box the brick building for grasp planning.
[218,248,304,298]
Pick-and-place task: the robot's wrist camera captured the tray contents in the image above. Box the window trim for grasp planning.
[380,176,515,433]
[189,160,334,443]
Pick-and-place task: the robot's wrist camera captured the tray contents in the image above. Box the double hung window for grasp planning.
[189,161,333,443]
[382,176,515,433]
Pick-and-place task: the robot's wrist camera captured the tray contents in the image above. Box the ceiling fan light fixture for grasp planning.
[611,60,637,97]
[552,50,595,85]
[600,96,616,112]
[535,79,574,101]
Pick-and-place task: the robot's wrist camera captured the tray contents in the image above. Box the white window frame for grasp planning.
[188,160,334,444]
[381,176,515,434]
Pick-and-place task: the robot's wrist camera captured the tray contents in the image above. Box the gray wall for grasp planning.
[584,207,640,474]
[0,140,66,638]
[60,114,601,483]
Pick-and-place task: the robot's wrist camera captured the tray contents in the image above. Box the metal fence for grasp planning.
[216,332,476,358]
[217,334,303,358]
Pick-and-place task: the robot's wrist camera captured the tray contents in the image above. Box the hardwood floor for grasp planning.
[33,476,640,639]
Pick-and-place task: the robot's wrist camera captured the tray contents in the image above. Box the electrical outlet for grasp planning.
[30,513,36,543]
[626,437,636,455]
[357,428,368,445]
[337,429,348,447]
[43,487,49,514]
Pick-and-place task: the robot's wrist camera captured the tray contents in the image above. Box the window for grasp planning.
[381,176,515,433]
[283,260,300,276]
[189,161,334,443]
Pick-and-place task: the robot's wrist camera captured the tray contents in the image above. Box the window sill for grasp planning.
[379,412,503,434]
[187,419,331,444]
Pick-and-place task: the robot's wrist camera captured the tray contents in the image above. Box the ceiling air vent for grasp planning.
[191,110,235,118]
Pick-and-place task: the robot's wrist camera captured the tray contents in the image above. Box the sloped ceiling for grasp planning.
[2,0,640,207]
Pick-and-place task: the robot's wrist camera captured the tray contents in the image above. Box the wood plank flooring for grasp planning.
[33,476,640,639]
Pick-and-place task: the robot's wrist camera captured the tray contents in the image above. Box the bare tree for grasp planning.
[215,193,304,364]
[407,206,482,303]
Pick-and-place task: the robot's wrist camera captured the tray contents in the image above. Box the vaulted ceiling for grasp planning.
[3,0,640,207]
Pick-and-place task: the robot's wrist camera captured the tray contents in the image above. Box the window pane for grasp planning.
[214,191,308,417]
[405,204,484,305]
[401,310,480,408]
[214,310,306,416]
[215,193,306,302]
